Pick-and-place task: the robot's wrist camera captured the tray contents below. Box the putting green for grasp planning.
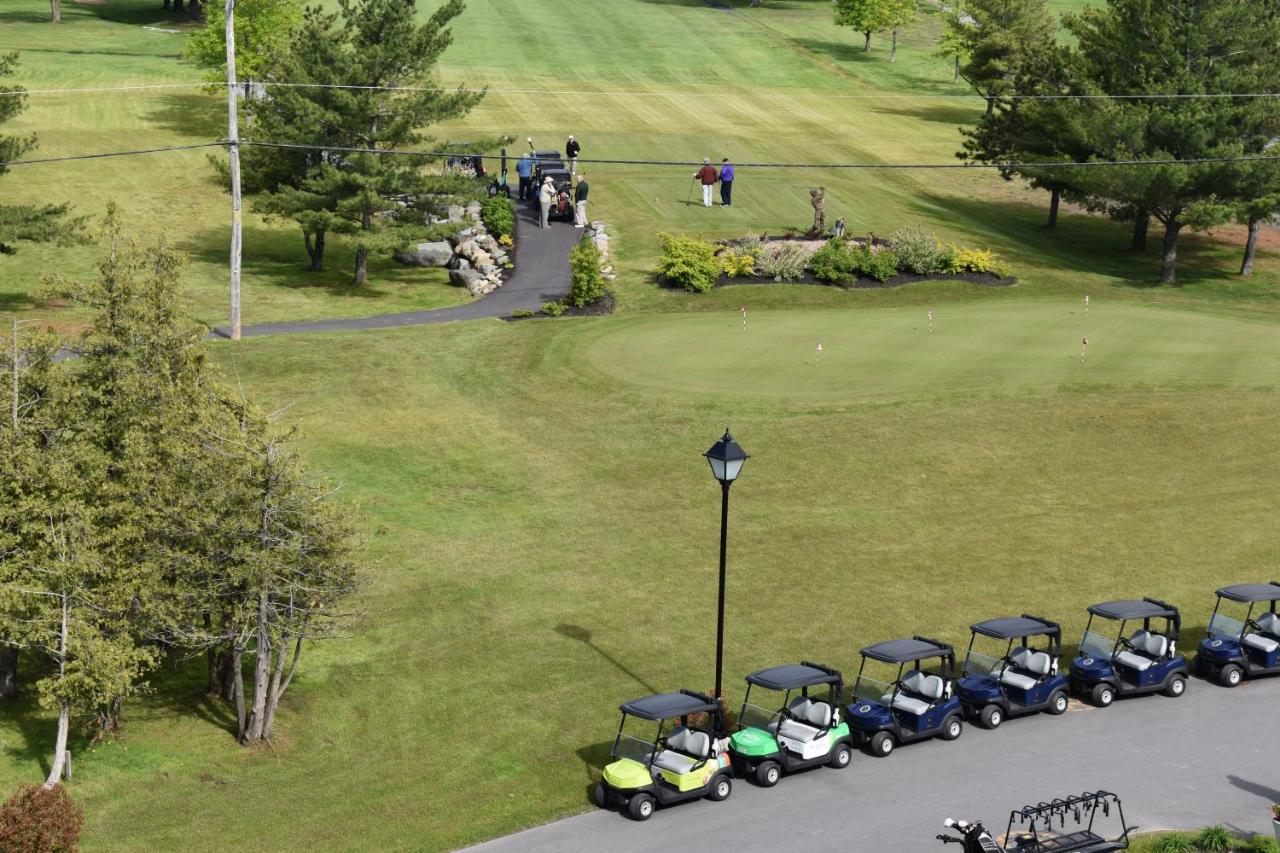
[584,301,1280,402]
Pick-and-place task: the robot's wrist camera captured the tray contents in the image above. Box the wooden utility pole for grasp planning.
[225,0,243,340]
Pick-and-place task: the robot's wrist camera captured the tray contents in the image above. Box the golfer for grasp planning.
[574,173,589,228]
[538,176,555,229]
[718,158,734,207]
[515,152,534,201]
[694,158,717,208]
[566,135,581,175]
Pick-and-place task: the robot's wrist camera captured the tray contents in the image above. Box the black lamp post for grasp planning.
[703,429,749,701]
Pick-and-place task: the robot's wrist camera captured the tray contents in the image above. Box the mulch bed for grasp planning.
[719,270,1017,289]
[501,292,615,322]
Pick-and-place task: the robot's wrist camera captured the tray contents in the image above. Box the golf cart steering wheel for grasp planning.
[1117,635,1135,651]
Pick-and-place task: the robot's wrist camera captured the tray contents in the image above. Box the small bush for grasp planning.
[757,242,808,282]
[936,242,964,274]
[1246,834,1280,853]
[657,233,720,293]
[1193,825,1237,852]
[808,238,861,284]
[887,226,945,274]
[510,309,535,318]
[480,196,515,240]
[540,301,566,317]
[0,784,84,853]
[858,247,899,282]
[569,238,606,307]
[1151,833,1197,853]
[719,248,758,278]
[955,247,1005,275]
[498,234,513,248]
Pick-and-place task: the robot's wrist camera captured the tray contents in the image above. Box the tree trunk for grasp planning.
[863,31,871,51]
[45,703,70,788]
[1130,210,1149,252]
[231,647,247,738]
[163,0,171,9]
[985,95,995,117]
[173,0,184,11]
[241,593,272,744]
[1047,188,1060,229]
[1240,218,1261,276]
[1160,218,1182,284]
[954,54,960,83]
[49,0,61,22]
[304,230,326,272]
[0,647,17,698]
[188,0,204,20]
[353,246,369,285]
[889,27,899,63]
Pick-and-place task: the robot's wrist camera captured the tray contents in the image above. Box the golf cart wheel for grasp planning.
[593,782,606,808]
[627,793,655,821]
[940,715,963,741]
[1163,673,1187,697]
[828,742,853,770]
[1091,683,1115,707]
[1219,664,1243,688]
[754,761,781,788]
[707,774,733,802]
[979,705,1003,730]
[1046,691,1069,715]
[869,731,895,757]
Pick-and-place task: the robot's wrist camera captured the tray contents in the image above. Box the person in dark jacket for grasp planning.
[574,174,589,228]
[566,135,581,174]
[694,158,717,208]
[718,158,734,207]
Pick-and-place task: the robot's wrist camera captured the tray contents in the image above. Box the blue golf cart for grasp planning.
[846,637,964,757]
[1195,581,1280,687]
[957,615,1071,729]
[1070,598,1189,707]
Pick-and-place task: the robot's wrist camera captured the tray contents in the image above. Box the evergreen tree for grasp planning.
[946,0,1055,115]
[0,53,82,255]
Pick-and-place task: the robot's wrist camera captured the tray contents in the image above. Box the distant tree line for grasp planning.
[0,212,362,787]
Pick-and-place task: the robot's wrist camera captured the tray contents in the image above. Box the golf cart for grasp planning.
[1195,581,1280,687]
[1070,598,1188,707]
[530,149,564,185]
[728,662,854,787]
[957,616,1070,729]
[937,791,1130,852]
[846,637,964,757]
[535,167,574,221]
[595,690,733,821]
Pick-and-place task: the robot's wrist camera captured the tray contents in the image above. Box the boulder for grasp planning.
[468,278,497,297]
[465,201,482,219]
[449,256,471,271]
[471,249,492,267]
[450,267,482,288]
[592,236,610,255]
[447,204,465,222]
[394,240,454,268]
[457,239,480,257]
[476,263,497,276]
[590,221,606,231]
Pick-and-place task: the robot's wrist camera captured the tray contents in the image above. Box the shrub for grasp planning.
[955,248,1005,274]
[757,242,808,282]
[887,226,945,274]
[657,233,720,293]
[540,301,566,317]
[808,238,860,284]
[498,234,513,248]
[568,238,606,307]
[1247,834,1280,853]
[1191,825,1237,852]
[480,196,515,240]
[1151,833,1197,853]
[858,247,899,282]
[0,784,84,853]
[510,309,535,319]
[936,242,964,274]
[719,248,757,278]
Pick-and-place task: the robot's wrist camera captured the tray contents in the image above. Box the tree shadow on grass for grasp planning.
[575,741,618,804]
[0,291,40,313]
[145,93,226,141]
[555,624,659,696]
[872,101,985,127]
[131,652,239,734]
[0,691,58,780]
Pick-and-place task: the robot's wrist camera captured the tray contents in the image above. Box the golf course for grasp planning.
[1,0,1279,851]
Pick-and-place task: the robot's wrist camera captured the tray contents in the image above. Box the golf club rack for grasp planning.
[937,791,1130,852]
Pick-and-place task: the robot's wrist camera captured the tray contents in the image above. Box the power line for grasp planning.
[0,142,224,168]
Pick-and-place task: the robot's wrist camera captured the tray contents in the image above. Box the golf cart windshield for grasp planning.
[853,675,894,704]
[738,701,780,731]
[963,649,1004,677]
[612,731,655,764]
[1208,611,1246,641]
[1079,630,1116,660]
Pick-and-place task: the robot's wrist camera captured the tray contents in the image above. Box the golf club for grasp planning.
[686,175,697,204]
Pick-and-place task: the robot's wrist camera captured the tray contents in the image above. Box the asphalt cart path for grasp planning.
[212,202,576,339]
[467,677,1280,852]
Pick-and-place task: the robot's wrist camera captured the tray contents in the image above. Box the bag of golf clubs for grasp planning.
[937,818,1004,853]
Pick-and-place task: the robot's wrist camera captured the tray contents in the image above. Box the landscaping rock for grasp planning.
[465,201,482,219]
[476,263,497,276]
[456,239,479,257]
[450,267,483,288]
[447,204,465,222]
[471,249,492,267]
[394,240,454,268]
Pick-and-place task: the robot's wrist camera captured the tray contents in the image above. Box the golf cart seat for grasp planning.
[1000,648,1052,691]
[1114,630,1167,672]
[891,670,945,716]
[652,727,710,776]
[1243,612,1280,653]
[778,697,833,741]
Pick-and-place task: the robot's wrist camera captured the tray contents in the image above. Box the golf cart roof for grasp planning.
[860,637,953,664]
[541,168,571,179]
[1216,582,1280,603]
[745,663,841,691]
[619,690,719,720]
[971,615,1060,640]
[1087,599,1178,621]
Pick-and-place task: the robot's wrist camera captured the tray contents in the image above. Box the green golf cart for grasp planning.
[728,662,854,787]
[595,690,733,821]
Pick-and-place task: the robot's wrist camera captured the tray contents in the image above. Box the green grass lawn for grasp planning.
[3,1,1280,851]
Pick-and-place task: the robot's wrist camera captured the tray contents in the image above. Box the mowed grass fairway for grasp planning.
[3,0,1280,850]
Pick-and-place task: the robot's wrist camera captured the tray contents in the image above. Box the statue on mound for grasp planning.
[809,187,826,236]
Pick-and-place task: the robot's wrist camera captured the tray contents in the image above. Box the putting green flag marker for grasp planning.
[1085,294,1089,319]
[815,341,823,367]
[741,305,747,331]
[1081,336,1088,363]
[928,309,933,334]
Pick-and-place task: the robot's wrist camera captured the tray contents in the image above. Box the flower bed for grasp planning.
[656,228,1015,292]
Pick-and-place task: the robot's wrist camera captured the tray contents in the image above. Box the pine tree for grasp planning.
[946,0,1054,115]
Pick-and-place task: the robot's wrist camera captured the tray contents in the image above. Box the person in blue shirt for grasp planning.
[718,158,735,207]
[515,153,534,201]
